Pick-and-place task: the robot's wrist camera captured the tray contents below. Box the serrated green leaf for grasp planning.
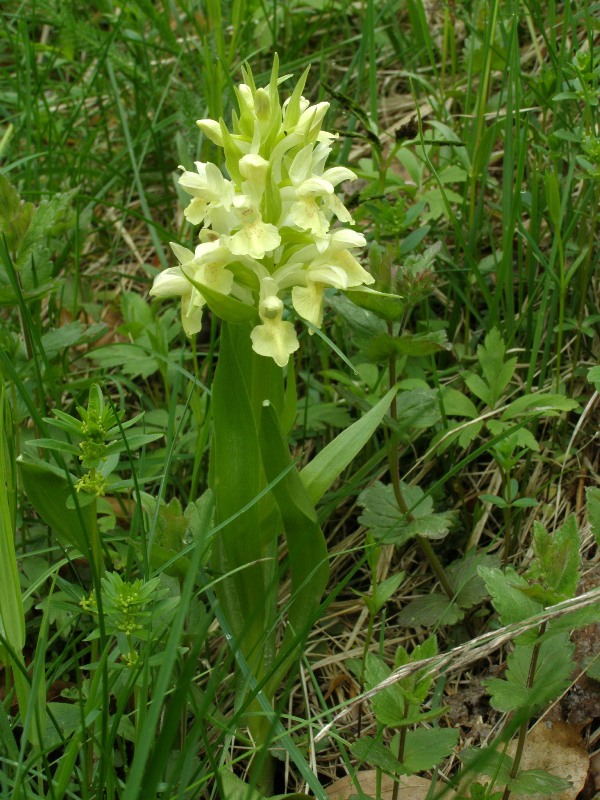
[16,188,78,272]
[351,736,404,774]
[485,634,574,712]
[399,727,459,773]
[501,393,579,420]
[358,481,454,545]
[527,516,580,602]
[477,329,516,406]
[363,653,407,726]
[586,487,600,547]
[449,551,498,609]
[0,174,34,256]
[463,371,492,405]
[588,366,600,390]
[478,567,543,626]
[509,768,571,795]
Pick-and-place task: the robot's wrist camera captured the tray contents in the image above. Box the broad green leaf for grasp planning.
[368,572,405,614]
[393,388,441,438]
[488,420,540,455]
[217,770,265,800]
[93,344,158,379]
[544,171,561,227]
[501,392,579,420]
[17,454,94,553]
[330,293,387,339]
[509,768,571,795]
[439,387,479,418]
[260,402,328,689]
[397,594,464,627]
[478,567,542,626]
[399,727,459,774]
[351,736,403,774]
[104,432,163,455]
[300,386,398,505]
[365,330,450,361]
[209,324,270,664]
[344,286,405,321]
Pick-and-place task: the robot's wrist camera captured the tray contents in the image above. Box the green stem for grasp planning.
[387,336,455,602]
[500,621,547,800]
[391,700,410,800]
[501,465,513,566]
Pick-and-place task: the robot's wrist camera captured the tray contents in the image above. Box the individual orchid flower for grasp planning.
[222,196,281,260]
[294,253,373,330]
[250,277,299,367]
[282,143,356,237]
[150,241,234,335]
[178,162,235,226]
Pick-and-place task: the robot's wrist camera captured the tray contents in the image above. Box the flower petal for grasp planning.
[292,283,324,328]
[225,221,281,260]
[150,267,189,298]
[181,294,204,336]
[250,318,299,367]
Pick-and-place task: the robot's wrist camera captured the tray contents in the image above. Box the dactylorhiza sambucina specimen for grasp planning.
[150,59,374,366]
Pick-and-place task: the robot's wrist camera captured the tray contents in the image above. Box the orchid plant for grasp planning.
[150,56,374,365]
[149,58,396,794]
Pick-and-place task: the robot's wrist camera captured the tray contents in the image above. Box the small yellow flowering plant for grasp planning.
[150,56,374,366]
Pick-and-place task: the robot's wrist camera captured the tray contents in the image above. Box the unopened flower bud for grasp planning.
[254,88,271,121]
[196,119,224,147]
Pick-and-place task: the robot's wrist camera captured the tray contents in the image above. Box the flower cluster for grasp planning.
[150,58,374,366]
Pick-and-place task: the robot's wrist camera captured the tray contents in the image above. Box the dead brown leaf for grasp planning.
[326,770,456,800]
[506,720,589,800]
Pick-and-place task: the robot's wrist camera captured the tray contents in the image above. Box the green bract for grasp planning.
[150,56,374,366]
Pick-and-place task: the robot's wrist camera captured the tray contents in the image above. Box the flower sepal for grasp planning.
[180,265,257,324]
